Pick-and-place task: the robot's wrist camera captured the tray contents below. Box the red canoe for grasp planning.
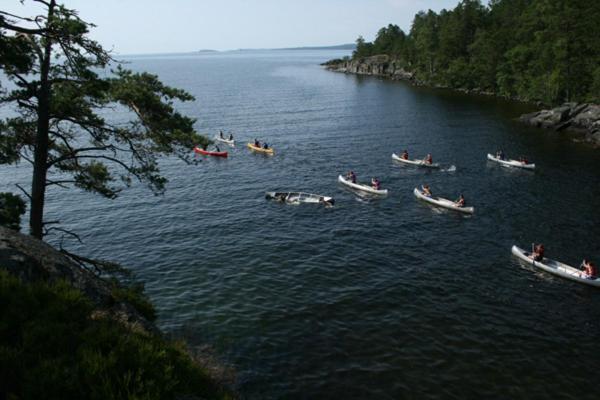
[194,146,228,158]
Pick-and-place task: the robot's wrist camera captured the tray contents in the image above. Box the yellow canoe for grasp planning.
[247,143,274,155]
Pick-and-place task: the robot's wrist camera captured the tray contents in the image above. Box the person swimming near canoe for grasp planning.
[454,194,465,207]
[346,171,356,183]
[424,154,433,164]
[401,150,409,160]
[496,150,505,160]
[371,177,381,190]
[581,259,598,279]
[422,185,432,197]
[531,243,545,262]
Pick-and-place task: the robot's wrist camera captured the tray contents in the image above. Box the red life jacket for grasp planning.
[588,263,597,278]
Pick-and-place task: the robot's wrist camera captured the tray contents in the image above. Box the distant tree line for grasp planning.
[352,0,600,105]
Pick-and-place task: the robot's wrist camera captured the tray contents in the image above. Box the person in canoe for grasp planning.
[215,145,221,152]
[519,156,528,164]
[454,194,465,207]
[496,150,505,160]
[531,243,545,261]
[219,130,224,138]
[424,154,433,164]
[229,133,234,141]
[401,149,409,160]
[254,138,260,147]
[263,142,269,150]
[346,170,356,183]
[581,259,598,279]
[422,185,432,197]
[319,197,334,207]
[371,177,381,190]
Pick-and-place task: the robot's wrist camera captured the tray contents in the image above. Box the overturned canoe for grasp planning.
[266,191,334,205]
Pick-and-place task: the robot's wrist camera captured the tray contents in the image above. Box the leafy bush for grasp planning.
[0,270,231,400]
[0,192,26,231]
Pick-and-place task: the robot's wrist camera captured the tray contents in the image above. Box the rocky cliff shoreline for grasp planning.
[323,56,600,147]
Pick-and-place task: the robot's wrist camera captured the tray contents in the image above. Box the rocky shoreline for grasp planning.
[323,56,600,147]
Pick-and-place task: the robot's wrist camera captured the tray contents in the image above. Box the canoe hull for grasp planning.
[392,153,440,168]
[214,136,235,146]
[266,191,334,205]
[511,245,600,287]
[194,147,228,157]
[487,154,535,170]
[413,187,474,214]
[247,143,274,155]
[337,175,388,195]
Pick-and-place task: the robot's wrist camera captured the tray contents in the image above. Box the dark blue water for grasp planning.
[2,50,600,399]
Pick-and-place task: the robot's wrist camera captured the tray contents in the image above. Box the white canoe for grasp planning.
[338,175,388,195]
[214,135,235,146]
[266,191,334,205]
[413,187,474,214]
[511,245,600,287]
[392,153,440,168]
[487,153,535,170]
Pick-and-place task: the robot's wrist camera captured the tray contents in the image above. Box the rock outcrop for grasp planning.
[323,55,418,84]
[0,226,158,334]
[519,103,600,146]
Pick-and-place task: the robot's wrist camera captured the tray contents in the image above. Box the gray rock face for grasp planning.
[519,103,600,146]
[324,55,415,83]
[0,226,158,334]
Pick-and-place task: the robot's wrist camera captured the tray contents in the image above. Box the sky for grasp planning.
[4,0,461,54]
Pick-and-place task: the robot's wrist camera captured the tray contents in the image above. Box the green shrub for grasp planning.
[0,270,231,400]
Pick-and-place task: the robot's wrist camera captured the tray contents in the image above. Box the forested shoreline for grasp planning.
[332,0,599,106]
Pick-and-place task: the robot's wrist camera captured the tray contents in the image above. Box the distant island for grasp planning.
[276,43,356,51]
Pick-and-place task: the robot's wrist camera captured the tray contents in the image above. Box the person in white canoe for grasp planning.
[401,149,409,160]
[530,243,545,262]
[424,153,433,165]
[371,177,381,190]
[422,185,432,197]
[581,259,598,279]
[454,194,466,207]
[229,133,234,141]
[346,170,357,184]
[496,150,505,160]
[219,130,224,139]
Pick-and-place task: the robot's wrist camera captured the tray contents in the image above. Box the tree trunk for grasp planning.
[29,0,55,239]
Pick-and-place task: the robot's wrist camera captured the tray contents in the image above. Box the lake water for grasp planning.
[2,50,600,399]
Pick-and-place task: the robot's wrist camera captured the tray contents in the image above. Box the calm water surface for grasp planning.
[2,50,600,399]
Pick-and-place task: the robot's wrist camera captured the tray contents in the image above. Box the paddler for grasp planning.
[263,142,269,150]
[219,130,224,138]
[215,145,221,152]
[496,150,505,160]
[581,259,598,279]
[229,133,234,141]
[371,177,381,190]
[424,153,433,164]
[454,194,465,207]
[401,149,409,160]
[254,138,260,147]
[531,243,545,261]
[346,171,356,183]
[422,185,432,197]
